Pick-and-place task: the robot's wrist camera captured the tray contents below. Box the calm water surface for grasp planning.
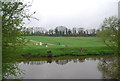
[15,56,118,79]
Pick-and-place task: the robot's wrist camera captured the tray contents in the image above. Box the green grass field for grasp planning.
[22,36,115,57]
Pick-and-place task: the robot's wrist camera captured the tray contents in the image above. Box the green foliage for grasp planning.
[1,1,37,62]
[2,2,22,46]
[1,2,36,79]
[1,2,31,47]
[97,16,120,53]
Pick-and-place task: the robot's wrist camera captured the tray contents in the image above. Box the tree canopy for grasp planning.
[97,16,120,54]
[1,2,36,79]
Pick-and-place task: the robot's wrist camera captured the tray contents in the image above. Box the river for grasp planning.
[5,55,119,79]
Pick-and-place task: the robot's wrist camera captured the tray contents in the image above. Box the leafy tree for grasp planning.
[2,2,21,61]
[65,28,68,35]
[1,1,37,61]
[1,2,36,79]
[49,29,54,35]
[55,28,58,36]
[91,29,96,36]
[68,29,71,35]
[97,16,120,53]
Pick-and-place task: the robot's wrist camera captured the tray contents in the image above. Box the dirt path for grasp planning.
[30,40,55,45]
[29,40,67,47]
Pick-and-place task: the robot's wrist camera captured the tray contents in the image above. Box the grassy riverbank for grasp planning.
[20,54,117,62]
[22,36,115,57]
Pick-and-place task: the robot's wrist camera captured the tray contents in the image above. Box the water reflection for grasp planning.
[3,55,119,79]
[2,63,24,79]
[2,47,23,79]
[22,57,104,65]
[20,56,119,79]
[78,57,86,62]
[23,61,47,65]
[98,56,119,79]
[55,60,69,65]
[22,58,87,65]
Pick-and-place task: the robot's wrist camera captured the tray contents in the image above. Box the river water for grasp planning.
[5,55,119,79]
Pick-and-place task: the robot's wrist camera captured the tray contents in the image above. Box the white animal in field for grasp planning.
[36,43,38,45]
[40,42,42,45]
[46,45,48,47]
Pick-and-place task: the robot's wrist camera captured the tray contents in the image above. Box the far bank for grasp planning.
[21,36,116,57]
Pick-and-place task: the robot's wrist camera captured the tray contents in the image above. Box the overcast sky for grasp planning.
[24,0,120,30]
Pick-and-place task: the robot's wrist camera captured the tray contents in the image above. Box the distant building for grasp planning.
[55,26,67,34]
[72,27,77,34]
[48,29,54,34]
[23,27,47,35]
[33,27,47,34]
[85,29,94,34]
[77,28,84,32]
[56,26,67,31]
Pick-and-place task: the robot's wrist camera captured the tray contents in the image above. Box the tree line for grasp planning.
[22,26,99,37]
